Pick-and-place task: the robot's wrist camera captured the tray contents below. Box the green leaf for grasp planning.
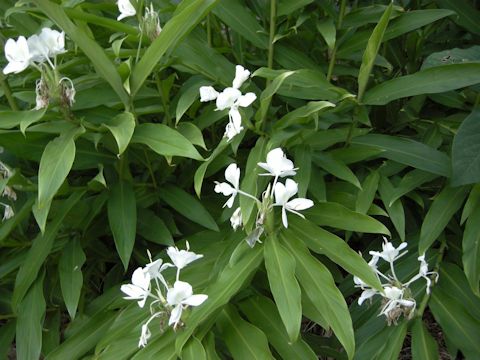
[388,169,438,206]
[378,176,405,241]
[38,127,83,208]
[352,134,450,177]
[213,0,268,49]
[59,238,86,319]
[0,197,34,245]
[376,321,408,360]
[278,0,313,16]
[462,202,480,295]
[216,306,273,360]
[282,236,355,360]
[176,77,210,124]
[108,180,137,269]
[175,246,263,353]
[363,64,480,105]
[239,296,317,360]
[137,208,174,246]
[316,18,336,50]
[160,184,218,231]
[286,217,382,291]
[356,170,379,214]
[461,183,480,224]
[274,101,335,130]
[0,108,46,131]
[12,191,84,310]
[306,202,390,235]
[130,0,219,96]
[313,152,361,189]
[452,109,480,186]
[294,145,312,198]
[430,287,480,358]
[132,123,203,160]
[264,234,302,342]
[357,2,393,101]
[436,0,480,35]
[102,112,135,156]
[419,185,469,254]
[32,0,129,106]
[0,321,16,360]
[177,122,207,150]
[194,139,228,197]
[411,318,439,360]
[422,45,480,70]
[182,337,207,360]
[16,272,45,360]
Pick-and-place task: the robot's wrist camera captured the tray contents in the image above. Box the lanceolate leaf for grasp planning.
[378,176,405,241]
[264,234,302,342]
[363,64,480,105]
[419,185,469,254]
[102,112,136,156]
[286,217,382,291]
[452,109,480,186]
[38,127,83,208]
[182,337,207,360]
[108,180,137,269]
[356,170,380,214]
[0,108,46,131]
[411,318,439,360]
[462,202,480,295]
[130,0,219,96]
[282,235,355,360]
[132,123,203,160]
[216,306,273,360]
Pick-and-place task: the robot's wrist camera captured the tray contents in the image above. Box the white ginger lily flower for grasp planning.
[379,286,415,321]
[138,324,151,348]
[404,254,439,294]
[167,241,203,280]
[258,148,298,178]
[144,250,172,289]
[166,280,208,328]
[117,0,136,20]
[224,109,244,141]
[3,36,31,74]
[230,207,243,231]
[120,267,151,308]
[28,28,65,63]
[232,65,251,89]
[369,238,408,264]
[199,86,219,102]
[274,179,313,228]
[214,163,240,208]
[358,288,378,306]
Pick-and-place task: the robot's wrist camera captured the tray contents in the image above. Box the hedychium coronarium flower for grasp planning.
[354,238,439,325]
[199,65,257,142]
[120,246,208,347]
[213,147,313,247]
[0,161,17,222]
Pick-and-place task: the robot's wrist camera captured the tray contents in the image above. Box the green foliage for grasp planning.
[1,0,479,358]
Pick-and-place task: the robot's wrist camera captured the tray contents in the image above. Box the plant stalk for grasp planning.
[0,73,19,111]
[326,0,347,82]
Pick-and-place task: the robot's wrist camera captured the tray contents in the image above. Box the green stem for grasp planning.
[266,0,277,84]
[207,13,212,47]
[415,239,447,318]
[143,149,158,189]
[326,0,347,82]
[155,74,172,126]
[0,73,19,111]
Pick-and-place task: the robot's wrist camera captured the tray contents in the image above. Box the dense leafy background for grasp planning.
[1,0,480,359]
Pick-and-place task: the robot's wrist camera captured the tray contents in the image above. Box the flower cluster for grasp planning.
[117,1,162,41]
[215,148,313,246]
[354,238,438,325]
[0,159,16,221]
[3,28,75,110]
[199,65,257,141]
[120,243,207,347]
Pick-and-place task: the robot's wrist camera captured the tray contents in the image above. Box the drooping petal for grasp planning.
[281,206,289,228]
[236,92,256,107]
[232,65,250,89]
[168,304,183,327]
[199,86,219,102]
[358,289,377,305]
[138,324,151,348]
[182,294,208,306]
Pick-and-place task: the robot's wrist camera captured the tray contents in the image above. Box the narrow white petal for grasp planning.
[168,304,183,326]
[284,179,299,198]
[287,198,314,211]
[182,294,208,306]
[274,182,287,205]
[232,65,250,89]
[358,289,377,305]
[236,92,256,107]
[224,163,240,189]
[281,207,289,228]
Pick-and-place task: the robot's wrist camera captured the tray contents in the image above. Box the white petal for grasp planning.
[167,281,193,305]
[281,207,288,228]
[232,65,250,89]
[216,87,241,110]
[120,284,145,299]
[274,182,287,205]
[131,267,150,290]
[225,193,236,208]
[284,178,299,199]
[199,86,218,102]
[166,247,203,270]
[224,163,240,189]
[287,198,314,211]
[214,182,235,196]
[358,289,377,305]
[236,92,256,107]
[168,304,183,326]
[182,294,208,306]
[117,0,136,20]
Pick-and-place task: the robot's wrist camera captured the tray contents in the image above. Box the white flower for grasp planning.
[28,28,65,64]
[3,36,31,74]
[120,267,151,308]
[358,288,378,305]
[166,281,208,328]
[369,238,408,264]
[138,324,151,348]
[215,87,242,110]
[117,0,136,21]
[199,86,219,102]
[379,286,415,321]
[405,254,439,295]
[144,250,172,289]
[167,241,203,272]
[143,3,162,41]
[224,109,244,141]
[214,163,240,208]
[273,179,313,228]
[232,65,251,89]
[258,148,297,178]
[230,207,242,231]
[2,204,14,221]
